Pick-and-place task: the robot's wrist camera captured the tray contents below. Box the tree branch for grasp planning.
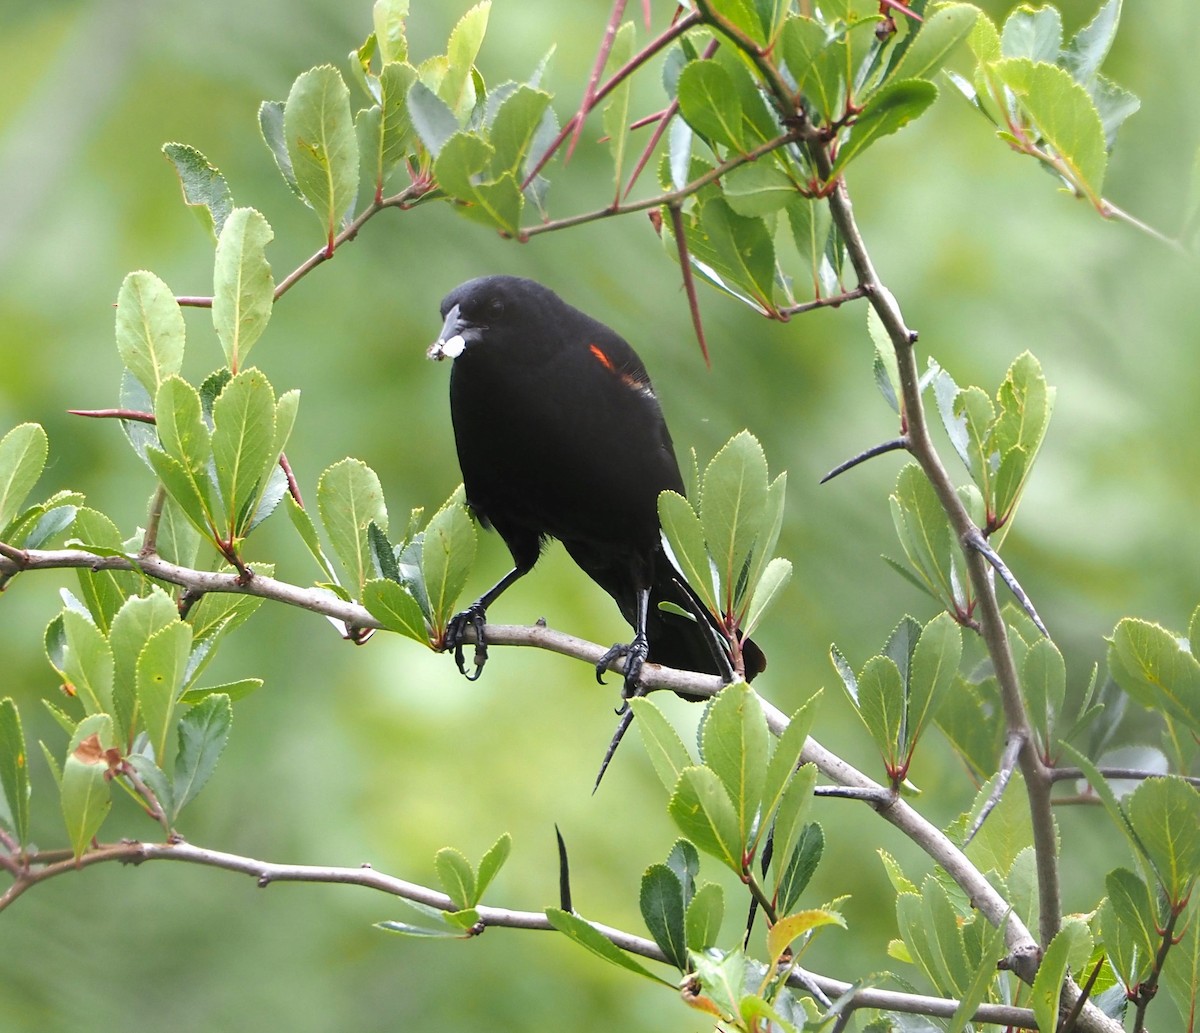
[0,836,1038,1028]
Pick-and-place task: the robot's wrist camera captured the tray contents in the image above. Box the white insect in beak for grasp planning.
[427,303,468,361]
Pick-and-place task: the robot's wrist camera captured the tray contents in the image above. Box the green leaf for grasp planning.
[375,896,475,937]
[0,424,47,533]
[907,611,963,757]
[701,683,769,849]
[759,696,818,842]
[1032,921,1091,1033]
[545,908,673,984]
[136,620,193,767]
[372,0,410,64]
[1023,636,1065,752]
[668,766,743,873]
[775,821,823,915]
[1103,867,1157,982]
[1163,900,1200,1022]
[161,142,235,238]
[286,494,340,584]
[690,948,745,1019]
[1062,0,1122,86]
[1108,618,1200,731]
[856,654,904,772]
[640,863,688,970]
[284,65,360,244]
[439,1,490,119]
[212,207,275,373]
[948,907,1010,1033]
[475,832,511,900]
[259,99,299,196]
[601,21,636,188]
[69,508,140,631]
[700,431,769,615]
[743,557,791,637]
[155,494,201,569]
[831,78,938,178]
[318,459,388,596]
[787,195,834,301]
[376,61,419,181]
[435,847,476,909]
[0,698,30,845]
[172,692,231,817]
[408,80,458,157]
[770,765,818,905]
[210,368,278,539]
[155,375,212,479]
[146,448,215,540]
[963,769,1034,877]
[1126,776,1200,905]
[1000,4,1062,63]
[420,486,475,636]
[677,60,745,152]
[179,678,262,705]
[720,161,796,217]
[744,469,787,614]
[60,609,115,719]
[780,15,846,124]
[698,200,776,314]
[891,3,979,81]
[61,714,114,858]
[434,130,493,200]
[990,351,1054,530]
[489,84,552,177]
[685,882,724,952]
[767,908,845,967]
[115,271,186,399]
[630,696,693,792]
[125,752,173,826]
[991,57,1107,199]
[658,490,716,612]
[363,578,429,643]
[889,462,959,610]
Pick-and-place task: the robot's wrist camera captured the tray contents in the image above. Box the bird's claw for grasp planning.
[595,631,650,700]
[446,603,488,681]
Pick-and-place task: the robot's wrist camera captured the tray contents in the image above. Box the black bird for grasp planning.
[428,275,765,706]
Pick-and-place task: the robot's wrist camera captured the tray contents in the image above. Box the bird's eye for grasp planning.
[486,297,505,320]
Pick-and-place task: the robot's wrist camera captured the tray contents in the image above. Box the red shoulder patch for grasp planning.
[588,343,615,371]
[588,342,655,397]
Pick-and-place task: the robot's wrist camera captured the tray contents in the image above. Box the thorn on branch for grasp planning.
[962,732,1023,846]
[555,825,573,913]
[68,408,156,424]
[667,204,712,369]
[593,704,637,792]
[965,529,1049,637]
[820,437,909,484]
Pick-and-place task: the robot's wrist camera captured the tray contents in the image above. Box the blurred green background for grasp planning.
[1,1,1197,1030]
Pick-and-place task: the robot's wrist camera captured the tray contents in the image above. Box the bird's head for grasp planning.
[427,275,563,362]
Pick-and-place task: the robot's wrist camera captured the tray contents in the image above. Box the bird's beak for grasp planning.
[427,304,470,361]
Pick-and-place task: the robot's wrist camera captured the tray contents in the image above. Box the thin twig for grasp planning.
[0,837,1038,1028]
[522,129,801,238]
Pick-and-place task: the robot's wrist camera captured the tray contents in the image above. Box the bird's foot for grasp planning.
[595,631,650,700]
[445,601,488,681]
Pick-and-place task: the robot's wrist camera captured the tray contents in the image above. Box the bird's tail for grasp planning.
[646,557,767,691]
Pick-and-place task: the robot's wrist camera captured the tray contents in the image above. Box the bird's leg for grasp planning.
[594,586,651,699]
[445,563,531,680]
